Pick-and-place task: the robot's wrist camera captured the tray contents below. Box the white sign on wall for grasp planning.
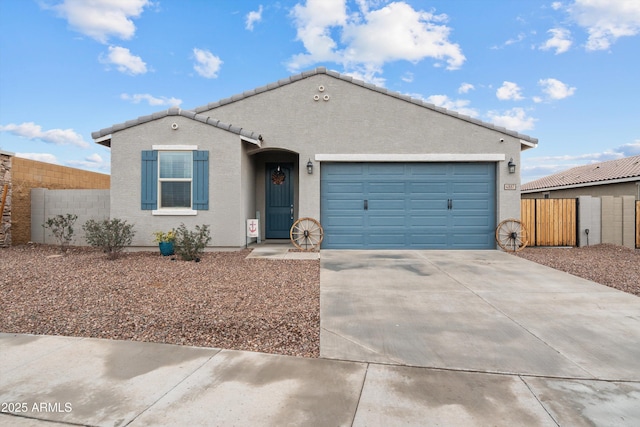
[247,219,259,237]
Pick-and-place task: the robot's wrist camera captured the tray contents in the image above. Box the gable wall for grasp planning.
[110,116,246,247]
[200,74,522,221]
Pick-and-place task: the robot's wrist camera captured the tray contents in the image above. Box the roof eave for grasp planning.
[95,134,112,147]
[520,139,538,151]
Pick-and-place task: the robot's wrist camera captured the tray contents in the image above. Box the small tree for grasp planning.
[43,214,78,252]
[174,223,211,261]
[83,218,136,260]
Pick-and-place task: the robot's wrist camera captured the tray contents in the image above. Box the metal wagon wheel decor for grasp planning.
[290,217,324,251]
[495,218,529,252]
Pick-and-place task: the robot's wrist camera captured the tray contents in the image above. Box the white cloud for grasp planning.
[193,48,223,78]
[538,78,576,100]
[551,2,563,11]
[0,122,89,148]
[100,46,147,75]
[401,72,414,83]
[540,28,572,54]
[47,0,151,44]
[568,0,640,51]
[487,108,537,132]
[246,5,263,30]
[522,140,640,182]
[491,33,526,50]
[120,93,182,107]
[496,81,524,101]
[16,153,60,165]
[67,153,110,171]
[424,95,478,118]
[288,0,465,84]
[458,82,474,94]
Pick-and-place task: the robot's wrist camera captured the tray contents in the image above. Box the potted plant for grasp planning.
[153,229,176,256]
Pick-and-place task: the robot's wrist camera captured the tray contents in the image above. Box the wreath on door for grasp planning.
[271,167,286,185]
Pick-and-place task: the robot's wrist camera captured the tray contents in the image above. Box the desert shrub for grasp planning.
[43,214,77,252]
[83,218,136,260]
[174,223,211,261]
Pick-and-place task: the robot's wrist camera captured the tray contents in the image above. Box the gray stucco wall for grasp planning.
[200,74,523,224]
[109,116,246,247]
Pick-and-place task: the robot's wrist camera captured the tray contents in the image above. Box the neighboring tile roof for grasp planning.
[91,107,261,147]
[93,67,538,147]
[522,155,640,192]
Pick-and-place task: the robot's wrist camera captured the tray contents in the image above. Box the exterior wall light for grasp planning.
[508,158,516,174]
[307,159,313,174]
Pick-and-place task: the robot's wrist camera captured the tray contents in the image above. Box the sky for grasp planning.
[0,0,639,184]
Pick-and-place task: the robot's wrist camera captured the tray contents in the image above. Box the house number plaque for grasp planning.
[504,184,517,190]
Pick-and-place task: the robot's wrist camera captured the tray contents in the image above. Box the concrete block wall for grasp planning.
[31,189,110,246]
[621,196,636,249]
[577,196,601,247]
[11,157,110,244]
[592,196,636,249]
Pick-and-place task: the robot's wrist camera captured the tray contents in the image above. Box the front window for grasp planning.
[159,151,192,208]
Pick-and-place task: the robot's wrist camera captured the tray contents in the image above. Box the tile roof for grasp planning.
[91,107,261,147]
[522,155,640,192]
[93,67,538,147]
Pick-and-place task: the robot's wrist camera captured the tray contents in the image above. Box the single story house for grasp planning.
[92,67,537,249]
[522,155,640,199]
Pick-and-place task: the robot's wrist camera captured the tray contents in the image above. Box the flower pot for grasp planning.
[159,242,174,256]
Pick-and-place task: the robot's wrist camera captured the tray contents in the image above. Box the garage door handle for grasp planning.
[364,200,368,210]
[448,199,452,210]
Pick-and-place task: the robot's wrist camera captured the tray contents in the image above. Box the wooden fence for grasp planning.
[521,199,577,247]
[636,201,640,249]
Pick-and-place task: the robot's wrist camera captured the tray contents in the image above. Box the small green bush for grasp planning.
[43,214,78,252]
[174,223,211,261]
[83,218,136,260]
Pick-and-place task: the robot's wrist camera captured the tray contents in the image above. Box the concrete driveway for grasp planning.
[321,250,640,424]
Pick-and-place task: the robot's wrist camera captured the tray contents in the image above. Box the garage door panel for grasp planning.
[409,182,448,194]
[409,163,448,175]
[324,182,364,194]
[369,215,407,227]
[321,163,496,249]
[410,200,448,210]
[409,215,448,226]
[368,182,406,193]
[324,215,364,227]
[369,163,406,175]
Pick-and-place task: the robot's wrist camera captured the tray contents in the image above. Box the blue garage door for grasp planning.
[320,163,496,249]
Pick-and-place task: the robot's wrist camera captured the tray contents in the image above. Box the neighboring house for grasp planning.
[522,155,640,199]
[92,67,537,249]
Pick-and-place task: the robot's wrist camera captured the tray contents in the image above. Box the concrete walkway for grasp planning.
[1,250,639,426]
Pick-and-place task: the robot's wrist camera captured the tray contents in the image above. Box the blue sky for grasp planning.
[1,0,639,183]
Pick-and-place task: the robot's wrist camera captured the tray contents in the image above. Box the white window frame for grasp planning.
[152,145,198,216]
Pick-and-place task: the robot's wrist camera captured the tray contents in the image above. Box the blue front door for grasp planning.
[266,163,294,239]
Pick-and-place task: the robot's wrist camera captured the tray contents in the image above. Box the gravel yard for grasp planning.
[2,243,637,358]
[0,245,320,357]
[514,244,640,297]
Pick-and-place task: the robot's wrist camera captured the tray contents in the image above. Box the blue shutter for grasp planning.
[141,150,158,210]
[193,150,209,210]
